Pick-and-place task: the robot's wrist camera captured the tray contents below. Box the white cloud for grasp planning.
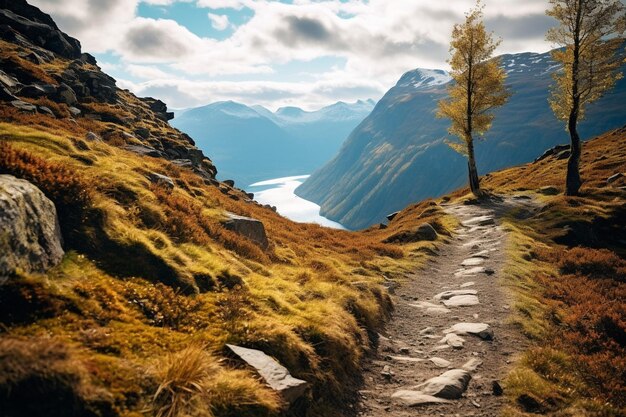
[30,0,557,110]
[208,13,231,30]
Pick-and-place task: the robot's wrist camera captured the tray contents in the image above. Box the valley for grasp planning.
[0,1,625,417]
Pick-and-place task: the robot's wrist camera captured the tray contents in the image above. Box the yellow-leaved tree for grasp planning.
[437,2,509,197]
[546,0,626,195]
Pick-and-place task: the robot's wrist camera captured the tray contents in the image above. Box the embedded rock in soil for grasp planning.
[434,289,478,300]
[461,257,485,267]
[411,369,472,399]
[391,390,452,406]
[226,344,307,403]
[0,175,64,277]
[443,295,480,307]
[445,323,493,340]
[221,212,269,250]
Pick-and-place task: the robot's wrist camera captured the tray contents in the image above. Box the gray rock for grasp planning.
[147,172,175,190]
[0,175,64,277]
[385,222,438,243]
[412,369,472,399]
[0,69,20,89]
[124,144,162,158]
[429,357,451,368]
[391,390,452,406]
[37,106,55,118]
[454,266,487,277]
[438,333,465,349]
[10,100,36,113]
[461,257,485,267]
[17,84,48,98]
[223,179,235,187]
[56,83,78,105]
[460,281,475,288]
[538,186,559,195]
[461,358,482,372]
[226,344,307,403]
[222,212,269,250]
[443,295,480,307]
[434,289,478,300]
[0,86,18,101]
[444,323,493,340]
[85,132,101,142]
[68,106,81,117]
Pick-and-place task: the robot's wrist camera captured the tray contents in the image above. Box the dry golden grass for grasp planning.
[490,126,626,416]
[0,114,451,417]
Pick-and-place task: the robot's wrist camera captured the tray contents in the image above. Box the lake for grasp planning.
[247,175,346,229]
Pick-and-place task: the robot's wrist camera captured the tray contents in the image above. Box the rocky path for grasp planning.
[355,199,530,416]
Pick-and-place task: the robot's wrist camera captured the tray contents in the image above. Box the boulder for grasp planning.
[147,172,175,190]
[225,344,307,403]
[221,212,269,250]
[55,83,77,105]
[124,144,162,158]
[538,186,559,196]
[0,69,20,89]
[534,144,569,163]
[85,132,101,142]
[384,222,437,243]
[0,6,82,59]
[0,175,64,277]
[68,106,81,117]
[38,105,55,117]
[412,369,472,399]
[223,179,235,187]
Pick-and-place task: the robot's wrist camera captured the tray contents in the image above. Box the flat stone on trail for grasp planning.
[445,323,493,340]
[460,281,476,288]
[454,266,487,277]
[226,344,307,403]
[409,302,451,315]
[468,250,490,258]
[390,356,424,363]
[430,357,451,368]
[443,295,480,307]
[462,215,495,227]
[434,289,478,300]
[391,390,452,406]
[411,369,472,399]
[439,333,465,349]
[462,257,486,267]
[462,358,483,372]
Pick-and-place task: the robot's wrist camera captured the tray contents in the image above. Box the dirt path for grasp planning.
[356,198,532,417]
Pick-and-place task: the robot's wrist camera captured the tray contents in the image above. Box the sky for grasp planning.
[30,0,558,110]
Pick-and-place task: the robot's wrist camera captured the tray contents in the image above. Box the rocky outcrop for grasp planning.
[0,175,64,277]
[0,1,81,59]
[222,213,269,249]
[0,0,218,184]
[225,344,307,403]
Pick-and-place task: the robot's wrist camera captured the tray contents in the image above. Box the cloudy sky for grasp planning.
[30,0,557,110]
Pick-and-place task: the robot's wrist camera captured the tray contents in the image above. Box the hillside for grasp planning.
[1,1,625,417]
[296,50,626,230]
[171,100,375,187]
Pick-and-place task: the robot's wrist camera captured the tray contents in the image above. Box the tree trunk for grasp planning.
[566,112,582,195]
[467,136,481,196]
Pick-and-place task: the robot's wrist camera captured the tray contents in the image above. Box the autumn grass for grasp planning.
[488,127,626,416]
[0,118,450,417]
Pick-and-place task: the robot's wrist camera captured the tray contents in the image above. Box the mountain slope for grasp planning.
[172,99,375,187]
[296,51,626,230]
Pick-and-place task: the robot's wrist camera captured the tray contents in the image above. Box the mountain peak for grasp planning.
[396,68,452,89]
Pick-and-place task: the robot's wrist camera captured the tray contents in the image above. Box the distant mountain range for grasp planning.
[171,99,375,187]
[296,49,626,230]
